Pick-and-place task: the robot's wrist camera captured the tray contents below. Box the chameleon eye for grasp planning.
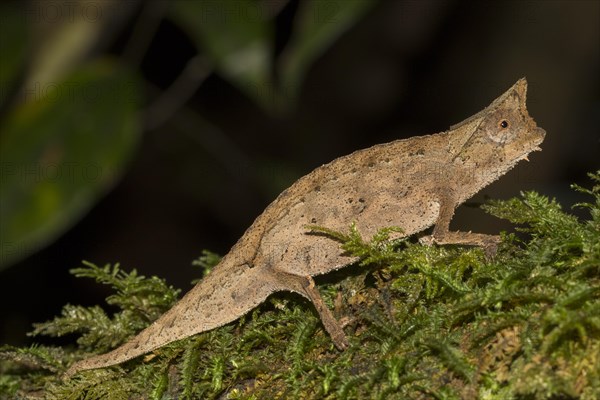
[500,120,509,129]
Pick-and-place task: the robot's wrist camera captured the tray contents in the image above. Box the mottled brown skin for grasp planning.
[64,78,545,377]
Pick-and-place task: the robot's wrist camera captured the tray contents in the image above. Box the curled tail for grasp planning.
[64,263,276,378]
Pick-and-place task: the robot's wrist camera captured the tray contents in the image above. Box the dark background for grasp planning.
[1,0,598,346]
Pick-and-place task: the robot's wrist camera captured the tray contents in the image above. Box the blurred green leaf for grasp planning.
[170,0,276,111]
[279,0,376,102]
[169,0,376,113]
[0,2,29,108]
[0,60,141,270]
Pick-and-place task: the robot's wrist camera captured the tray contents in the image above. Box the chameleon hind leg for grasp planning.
[272,270,349,350]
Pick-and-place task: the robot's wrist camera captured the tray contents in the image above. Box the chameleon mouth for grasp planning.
[521,144,543,162]
[524,127,546,159]
[522,145,543,162]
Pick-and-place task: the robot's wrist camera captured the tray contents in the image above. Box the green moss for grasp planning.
[2,171,599,399]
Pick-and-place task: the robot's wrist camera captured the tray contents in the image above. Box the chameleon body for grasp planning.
[65,78,545,377]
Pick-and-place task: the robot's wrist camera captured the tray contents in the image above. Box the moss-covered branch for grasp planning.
[2,172,599,399]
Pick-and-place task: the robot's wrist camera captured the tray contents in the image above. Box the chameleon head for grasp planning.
[455,78,546,170]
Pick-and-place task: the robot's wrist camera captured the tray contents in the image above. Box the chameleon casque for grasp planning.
[65,78,545,377]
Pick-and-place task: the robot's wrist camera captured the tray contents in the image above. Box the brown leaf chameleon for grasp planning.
[64,78,545,377]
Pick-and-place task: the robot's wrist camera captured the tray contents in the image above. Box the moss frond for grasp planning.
[27,262,180,354]
[2,171,599,399]
[191,250,222,284]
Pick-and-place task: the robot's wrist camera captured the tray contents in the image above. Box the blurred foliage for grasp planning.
[279,0,375,104]
[1,172,598,399]
[0,0,376,270]
[170,0,276,111]
[0,61,141,269]
[0,2,28,107]
[170,0,376,112]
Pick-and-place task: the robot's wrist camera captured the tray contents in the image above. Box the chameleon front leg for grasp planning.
[272,270,349,350]
[421,191,501,255]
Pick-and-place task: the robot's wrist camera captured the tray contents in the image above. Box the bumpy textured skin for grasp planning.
[64,78,545,377]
